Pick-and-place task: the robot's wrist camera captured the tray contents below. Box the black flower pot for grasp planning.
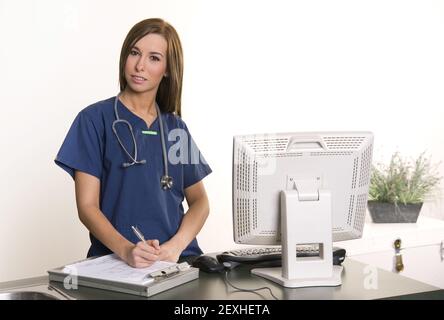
[367,201,423,223]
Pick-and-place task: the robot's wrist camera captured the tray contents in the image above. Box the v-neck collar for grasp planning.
[117,97,159,130]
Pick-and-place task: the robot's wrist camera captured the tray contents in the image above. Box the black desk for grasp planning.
[0,258,441,300]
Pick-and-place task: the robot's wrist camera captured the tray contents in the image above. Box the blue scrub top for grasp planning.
[55,97,212,258]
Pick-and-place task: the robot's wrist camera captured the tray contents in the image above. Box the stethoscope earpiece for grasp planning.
[113,93,172,190]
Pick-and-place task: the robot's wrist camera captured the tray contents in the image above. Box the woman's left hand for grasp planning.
[158,240,182,262]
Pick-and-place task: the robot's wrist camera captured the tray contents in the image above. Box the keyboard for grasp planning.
[216,246,346,267]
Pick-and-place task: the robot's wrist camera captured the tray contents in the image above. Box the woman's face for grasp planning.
[124,33,168,94]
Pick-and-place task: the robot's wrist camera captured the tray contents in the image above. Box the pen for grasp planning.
[131,225,161,252]
[131,225,146,243]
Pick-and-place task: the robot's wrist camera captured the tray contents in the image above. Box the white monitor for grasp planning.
[232,131,374,287]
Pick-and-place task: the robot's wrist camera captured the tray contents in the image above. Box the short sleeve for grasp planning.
[180,121,212,189]
[54,111,104,180]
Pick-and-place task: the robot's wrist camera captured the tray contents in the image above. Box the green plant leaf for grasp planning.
[369,152,442,204]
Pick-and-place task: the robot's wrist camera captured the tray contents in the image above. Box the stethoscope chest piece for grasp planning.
[161,175,173,190]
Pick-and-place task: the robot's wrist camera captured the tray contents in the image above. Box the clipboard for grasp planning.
[47,256,199,297]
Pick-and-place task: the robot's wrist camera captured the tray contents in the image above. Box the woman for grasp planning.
[55,18,211,268]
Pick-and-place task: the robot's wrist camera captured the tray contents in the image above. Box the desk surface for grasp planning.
[0,258,440,300]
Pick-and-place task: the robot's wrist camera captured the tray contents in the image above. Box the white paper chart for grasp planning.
[63,254,176,285]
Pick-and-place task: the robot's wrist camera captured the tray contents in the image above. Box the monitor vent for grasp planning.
[252,161,258,193]
[310,151,354,156]
[347,195,355,226]
[236,198,250,238]
[261,152,303,158]
[253,198,257,229]
[259,230,276,235]
[243,138,289,152]
[351,157,358,189]
[323,136,365,149]
[236,149,251,192]
[358,144,373,187]
[354,194,368,232]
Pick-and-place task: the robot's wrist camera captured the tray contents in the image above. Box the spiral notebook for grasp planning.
[47,254,199,297]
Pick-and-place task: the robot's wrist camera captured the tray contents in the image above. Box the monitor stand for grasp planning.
[252,188,342,288]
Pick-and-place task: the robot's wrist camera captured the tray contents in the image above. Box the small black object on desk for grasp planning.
[192,255,225,273]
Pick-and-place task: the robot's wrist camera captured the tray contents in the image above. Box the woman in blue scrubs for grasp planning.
[55,18,212,268]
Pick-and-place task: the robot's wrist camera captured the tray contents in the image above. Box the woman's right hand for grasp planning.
[124,239,161,268]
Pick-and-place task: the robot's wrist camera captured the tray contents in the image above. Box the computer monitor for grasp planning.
[232,131,374,287]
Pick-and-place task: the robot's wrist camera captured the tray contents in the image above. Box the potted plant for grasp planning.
[368,152,442,223]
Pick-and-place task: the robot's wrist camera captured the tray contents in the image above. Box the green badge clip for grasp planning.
[142,130,158,135]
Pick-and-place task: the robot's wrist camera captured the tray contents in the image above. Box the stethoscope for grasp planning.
[112,93,173,190]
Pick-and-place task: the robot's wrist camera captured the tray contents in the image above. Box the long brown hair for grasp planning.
[119,18,183,116]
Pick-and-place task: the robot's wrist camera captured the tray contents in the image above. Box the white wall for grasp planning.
[1,0,443,282]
